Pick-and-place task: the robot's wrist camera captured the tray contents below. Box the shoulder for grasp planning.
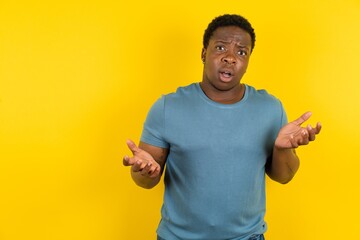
[245,84,285,119]
[246,85,278,99]
[148,83,198,115]
[164,83,198,99]
[160,83,199,105]
[246,84,282,105]
[245,84,287,128]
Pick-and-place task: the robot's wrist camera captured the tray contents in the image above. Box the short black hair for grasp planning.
[203,14,256,52]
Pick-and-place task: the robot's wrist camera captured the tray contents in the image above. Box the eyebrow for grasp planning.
[214,40,231,44]
[214,40,250,48]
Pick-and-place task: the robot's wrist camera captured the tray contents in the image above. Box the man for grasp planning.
[123,14,321,240]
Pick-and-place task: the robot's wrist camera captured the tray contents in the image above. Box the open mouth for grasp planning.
[219,70,234,82]
[221,71,232,77]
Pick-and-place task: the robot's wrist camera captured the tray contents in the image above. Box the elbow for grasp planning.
[133,175,160,189]
[131,170,161,189]
[267,171,295,184]
[266,163,298,184]
[136,182,157,189]
[277,177,293,184]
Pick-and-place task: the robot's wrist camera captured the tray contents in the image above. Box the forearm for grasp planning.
[266,147,300,184]
[131,170,162,189]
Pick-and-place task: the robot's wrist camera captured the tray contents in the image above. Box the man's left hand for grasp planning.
[275,111,322,149]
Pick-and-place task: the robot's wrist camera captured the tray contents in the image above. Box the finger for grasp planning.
[289,135,299,148]
[308,122,322,140]
[145,163,159,176]
[149,166,161,178]
[140,162,153,176]
[292,111,312,126]
[126,139,140,155]
[316,122,322,134]
[123,155,130,166]
[307,125,316,141]
[123,155,135,166]
[300,130,310,145]
[132,160,145,172]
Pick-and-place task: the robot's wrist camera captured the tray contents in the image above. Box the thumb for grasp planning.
[292,111,312,126]
[126,139,140,154]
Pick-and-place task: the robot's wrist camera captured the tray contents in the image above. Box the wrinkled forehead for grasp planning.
[210,26,252,47]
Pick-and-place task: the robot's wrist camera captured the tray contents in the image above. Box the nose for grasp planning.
[221,53,236,65]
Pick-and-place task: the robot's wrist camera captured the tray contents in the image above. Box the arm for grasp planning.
[266,112,322,184]
[123,139,168,189]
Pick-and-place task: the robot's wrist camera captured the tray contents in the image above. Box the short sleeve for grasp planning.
[279,101,288,128]
[140,96,169,148]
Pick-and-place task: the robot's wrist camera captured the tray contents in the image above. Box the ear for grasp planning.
[201,48,206,63]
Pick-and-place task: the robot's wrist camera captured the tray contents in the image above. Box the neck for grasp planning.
[199,82,245,104]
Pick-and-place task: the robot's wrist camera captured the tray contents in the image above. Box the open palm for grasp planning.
[275,112,321,149]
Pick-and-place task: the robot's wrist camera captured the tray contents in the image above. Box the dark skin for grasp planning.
[123,26,321,188]
[200,26,251,104]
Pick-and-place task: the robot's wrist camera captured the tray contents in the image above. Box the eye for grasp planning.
[238,50,248,56]
[215,45,226,51]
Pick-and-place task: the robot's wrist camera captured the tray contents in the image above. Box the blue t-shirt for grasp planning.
[141,83,287,240]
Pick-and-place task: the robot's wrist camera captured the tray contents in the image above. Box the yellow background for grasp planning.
[1,0,360,239]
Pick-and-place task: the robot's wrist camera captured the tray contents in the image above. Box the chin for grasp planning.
[214,81,240,91]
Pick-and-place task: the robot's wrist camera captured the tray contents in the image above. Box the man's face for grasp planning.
[202,26,252,91]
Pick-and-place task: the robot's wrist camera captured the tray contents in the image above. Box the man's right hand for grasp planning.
[123,139,161,179]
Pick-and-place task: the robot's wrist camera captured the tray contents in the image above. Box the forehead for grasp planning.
[210,26,251,46]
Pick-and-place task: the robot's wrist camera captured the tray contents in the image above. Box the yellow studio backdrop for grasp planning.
[0,0,359,239]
